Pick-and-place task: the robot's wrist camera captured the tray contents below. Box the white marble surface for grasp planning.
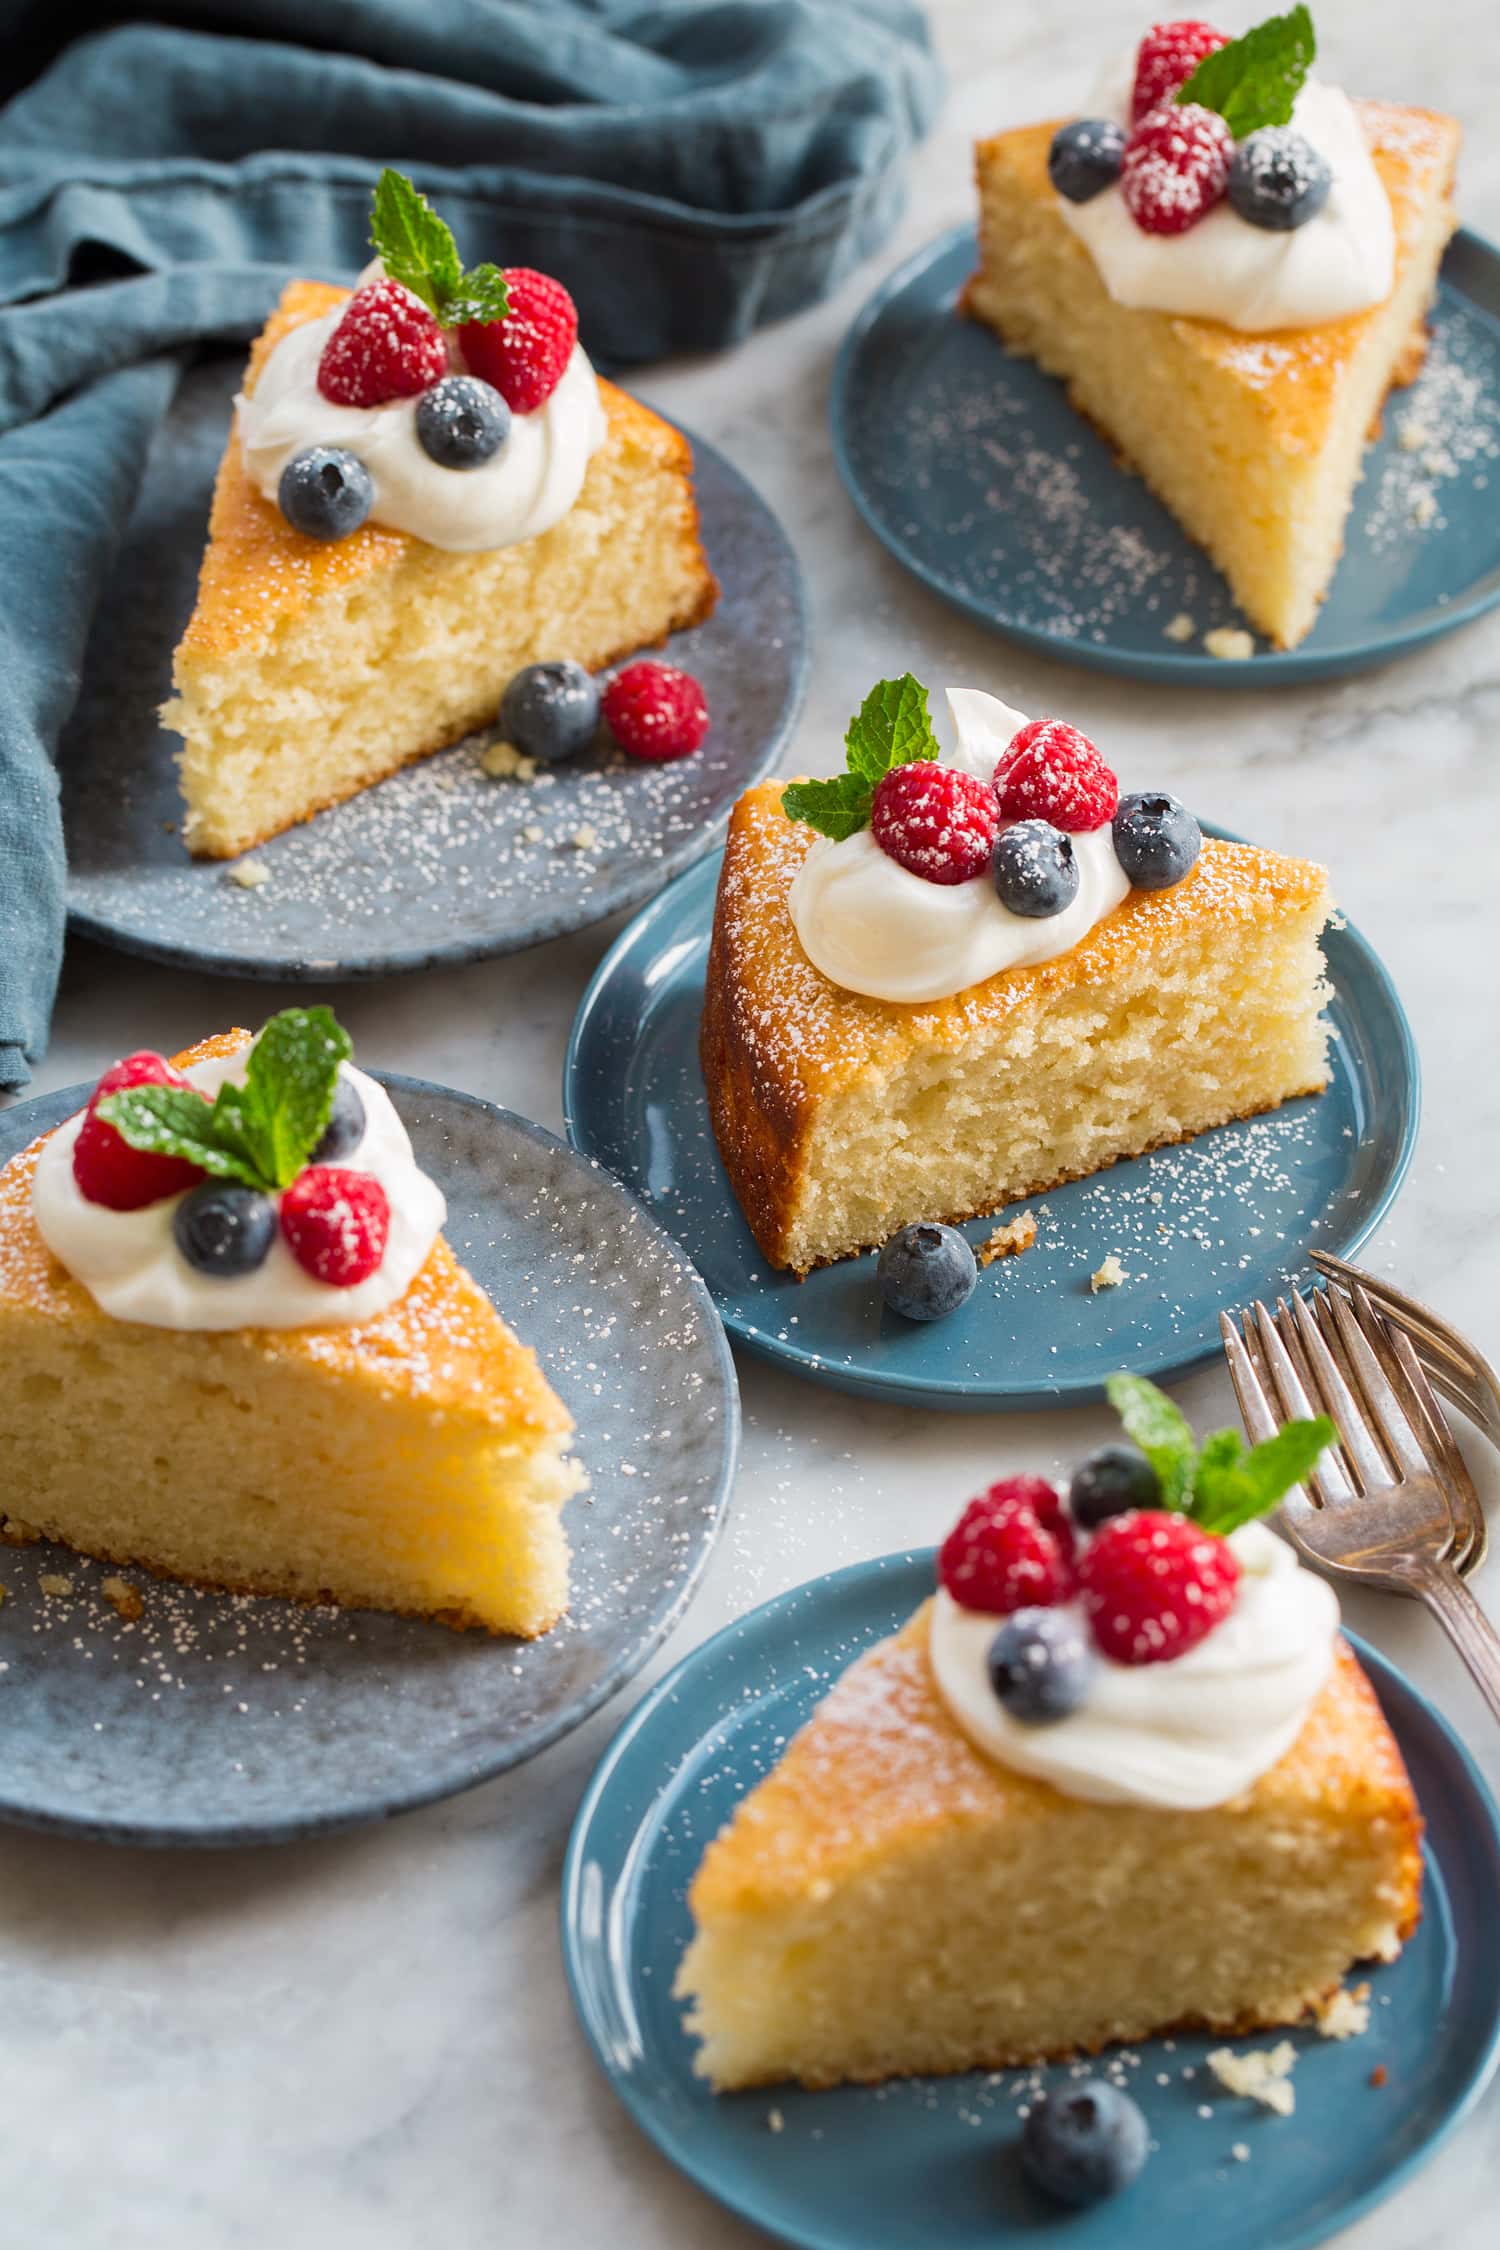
[6,4,1500,2242]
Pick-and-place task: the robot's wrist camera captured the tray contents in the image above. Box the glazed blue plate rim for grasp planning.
[63,411,809,981]
[830,222,1500,686]
[561,1551,1500,2250]
[562,831,1421,1409]
[0,1072,739,1848]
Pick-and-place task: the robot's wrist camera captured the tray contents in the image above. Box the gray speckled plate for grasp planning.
[61,355,808,980]
[0,1075,738,1847]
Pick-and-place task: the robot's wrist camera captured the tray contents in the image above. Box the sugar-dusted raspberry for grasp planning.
[459,268,578,415]
[995,719,1119,833]
[1131,19,1229,122]
[1121,104,1233,236]
[317,280,448,407]
[870,763,1001,885]
[1077,1510,1240,1665]
[602,661,710,762]
[938,1482,1075,1615]
[279,1167,390,1288]
[71,1052,207,1211]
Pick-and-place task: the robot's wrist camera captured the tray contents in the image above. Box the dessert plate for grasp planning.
[0,1075,737,1847]
[60,355,808,980]
[563,1552,1500,2250]
[831,224,1500,685]
[563,837,1418,1411]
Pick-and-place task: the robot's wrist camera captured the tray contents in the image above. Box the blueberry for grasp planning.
[991,820,1079,918]
[277,446,374,540]
[173,1184,277,1278]
[415,375,510,468]
[312,1075,366,1165]
[1069,1442,1160,1528]
[877,1222,977,1322]
[499,660,601,763]
[1111,791,1201,890]
[1021,2081,1150,2207]
[1048,117,1127,203]
[987,1608,1093,1724]
[1228,128,1332,232]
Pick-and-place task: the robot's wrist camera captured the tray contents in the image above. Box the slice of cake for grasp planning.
[165,171,718,857]
[676,1394,1422,2090]
[0,1013,584,1635]
[963,10,1460,648]
[702,676,1330,1274]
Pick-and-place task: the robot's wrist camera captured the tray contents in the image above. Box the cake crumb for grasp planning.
[1314,1983,1370,2041]
[1398,415,1433,452]
[767,2108,785,2134]
[1090,1252,1127,1292]
[1203,626,1255,662]
[479,738,537,783]
[38,1574,75,1599]
[978,1212,1038,1268]
[227,858,272,890]
[2,1518,42,1546]
[1410,486,1438,528]
[101,1576,145,1623]
[1369,2064,1388,2088]
[521,823,545,844]
[569,824,598,851]
[1207,2042,1297,2116]
[1230,2142,1251,2163]
[1163,611,1196,642]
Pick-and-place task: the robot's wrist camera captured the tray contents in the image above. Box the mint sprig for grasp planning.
[782,674,941,841]
[370,169,510,328]
[96,1008,353,1197]
[1105,1372,1332,1534]
[1176,5,1317,139]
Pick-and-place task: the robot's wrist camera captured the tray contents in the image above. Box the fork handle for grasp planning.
[1407,1562,1500,1729]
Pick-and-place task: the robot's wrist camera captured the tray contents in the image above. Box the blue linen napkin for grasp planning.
[0,0,941,1090]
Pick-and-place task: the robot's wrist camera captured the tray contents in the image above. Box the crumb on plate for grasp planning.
[1163,611,1196,643]
[767,2107,784,2134]
[38,1573,75,1600]
[1090,1252,1127,1293]
[1207,2042,1297,2116]
[479,738,537,783]
[569,824,597,851]
[227,857,272,890]
[978,1211,1038,1268]
[1314,1983,1370,2040]
[101,1575,145,1623]
[1203,627,1255,662]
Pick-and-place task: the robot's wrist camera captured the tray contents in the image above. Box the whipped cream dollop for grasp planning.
[929,1521,1340,1810]
[1057,58,1395,332]
[237,301,607,552]
[786,688,1131,1004]
[32,1052,445,1332]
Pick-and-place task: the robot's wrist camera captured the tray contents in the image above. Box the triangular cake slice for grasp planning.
[165,280,719,857]
[963,100,1460,648]
[675,1601,1422,2089]
[0,1033,583,1635]
[701,778,1331,1274]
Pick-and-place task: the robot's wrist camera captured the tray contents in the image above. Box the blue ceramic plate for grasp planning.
[831,225,1500,684]
[563,839,1418,1411]
[61,354,808,980]
[0,1076,737,1847]
[563,1552,1500,2250]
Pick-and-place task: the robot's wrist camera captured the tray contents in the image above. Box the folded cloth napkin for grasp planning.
[0,0,941,1091]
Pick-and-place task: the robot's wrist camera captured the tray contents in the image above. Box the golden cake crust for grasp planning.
[966,100,1461,457]
[0,1031,571,1443]
[700,782,1329,1269]
[176,280,717,664]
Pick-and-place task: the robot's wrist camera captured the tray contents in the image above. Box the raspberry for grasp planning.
[317,280,447,407]
[459,269,578,414]
[1121,104,1233,236]
[938,1482,1075,1615]
[870,763,1001,885]
[995,720,1118,833]
[602,661,710,762]
[71,1052,207,1211]
[1131,19,1229,122]
[1078,1510,1240,1665]
[279,1167,390,1288]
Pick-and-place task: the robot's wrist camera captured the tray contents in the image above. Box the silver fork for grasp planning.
[1221,1286,1500,1726]
[1310,1248,1500,1448]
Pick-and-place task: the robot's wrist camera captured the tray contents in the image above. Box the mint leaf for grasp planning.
[781,772,875,843]
[1176,5,1316,138]
[95,1087,264,1190]
[369,169,510,329]
[1192,1415,1335,1535]
[1104,1372,1199,1510]
[844,674,941,786]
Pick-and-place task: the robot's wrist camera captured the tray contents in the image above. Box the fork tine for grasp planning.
[1220,1313,1318,1529]
[1320,1285,1431,1478]
[1286,1289,1392,1491]
[1311,1250,1500,1428]
[1270,1295,1361,1499]
[1351,1285,1487,1573]
[1251,1299,1356,1503]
